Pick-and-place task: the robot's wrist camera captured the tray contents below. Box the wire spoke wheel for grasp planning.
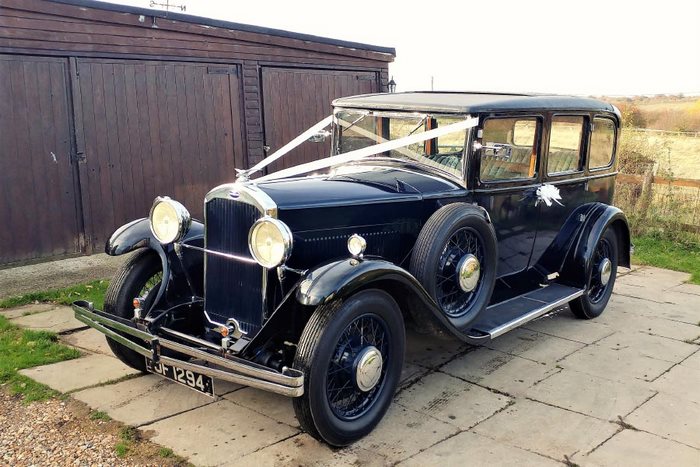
[293,289,405,446]
[326,314,389,421]
[137,271,163,302]
[435,227,485,317]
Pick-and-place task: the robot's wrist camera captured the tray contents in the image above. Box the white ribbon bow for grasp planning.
[536,184,564,207]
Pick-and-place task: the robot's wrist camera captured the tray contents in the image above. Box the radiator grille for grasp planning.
[204,198,264,335]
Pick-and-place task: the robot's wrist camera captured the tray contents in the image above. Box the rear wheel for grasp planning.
[570,228,618,319]
[103,249,163,372]
[293,290,405,446]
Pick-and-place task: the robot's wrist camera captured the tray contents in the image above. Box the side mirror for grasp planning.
[308,130,331,143]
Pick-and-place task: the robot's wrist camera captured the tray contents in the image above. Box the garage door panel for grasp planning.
[0,55,81,264]
[261,67,379,172]
[76,59,244,250]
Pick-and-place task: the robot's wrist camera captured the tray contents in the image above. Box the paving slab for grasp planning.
[146,400,299,466]
[20,354,139,393]
[9,306,86,334]
[558,344,674,383]
[237,433,387,467]
[612,281,671,303]
[472,399,619,460]
[668,282,700,296]
[0,303,58,319]
[354,403,458,464]
[626,394,700,449]
[652,364,700,403]
[485,328,585,364]
[441,347,558,396]
[395,371,511,430]
[398,431,561,467]
[61,328,112,355]
[524,307,614,344]
[616,266,690,289]
[595,331,698,363]
[224,387,298,428]
[73,374,236,427]
[605,293,700,327]
[680,349,700,370]
[399,362,430,387]
[580,429,700,466]
[617,312,700,343]
[404,329,467,369]
[526,368,655,420]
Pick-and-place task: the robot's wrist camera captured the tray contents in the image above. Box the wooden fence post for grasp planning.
[637,166,655,222]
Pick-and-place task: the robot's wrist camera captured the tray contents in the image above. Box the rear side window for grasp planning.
[480,117,538,181]
[589,118,616,169]
[548,116,584,174]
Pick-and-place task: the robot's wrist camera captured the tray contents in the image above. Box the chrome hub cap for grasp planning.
[599,258,612,286]
[354,346,383,392]
[457,254,481,293]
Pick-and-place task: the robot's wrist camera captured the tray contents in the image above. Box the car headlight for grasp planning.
[248,217,293,268]
[149,197,191,244]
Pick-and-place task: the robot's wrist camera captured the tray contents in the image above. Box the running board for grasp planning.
[467,283,584,339]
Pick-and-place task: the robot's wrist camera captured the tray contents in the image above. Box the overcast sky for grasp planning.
[109,0,699,96]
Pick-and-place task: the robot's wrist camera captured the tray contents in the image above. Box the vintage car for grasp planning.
[73,92,630,446]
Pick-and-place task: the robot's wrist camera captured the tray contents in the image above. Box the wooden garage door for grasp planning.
[74,59,245,250]
[0,55,82,264]
[261,67,379,172]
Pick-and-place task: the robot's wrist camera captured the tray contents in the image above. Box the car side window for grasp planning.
[547,116,584,174]
[480,117,538,182]
[589,118,616,169]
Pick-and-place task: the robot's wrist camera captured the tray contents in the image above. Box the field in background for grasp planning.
[612,97,700,245]
[609,95,700,133]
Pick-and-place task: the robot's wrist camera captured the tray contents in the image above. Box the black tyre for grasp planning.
[103,249,163,372]
[293,289,405,446]
[410,203,498,330]
[570,228,619,319]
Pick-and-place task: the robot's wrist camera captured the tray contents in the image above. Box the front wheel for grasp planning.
[570,228,619,319]
[103,249,163,371]
[292,290,405,446]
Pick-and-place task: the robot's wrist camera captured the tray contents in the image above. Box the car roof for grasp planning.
[333,91,618,115]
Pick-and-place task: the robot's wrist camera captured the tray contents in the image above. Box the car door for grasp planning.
[530,113,591,265]
[472,115,543,277]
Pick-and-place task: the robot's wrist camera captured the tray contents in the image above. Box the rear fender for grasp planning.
[559,204,631,287]
[295,257,476,342]
[105,218,205,311]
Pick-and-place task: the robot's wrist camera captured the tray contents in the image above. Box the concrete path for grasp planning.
[0,253,124,299]
[4,266,700,466]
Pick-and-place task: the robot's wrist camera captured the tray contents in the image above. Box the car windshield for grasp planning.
[334,109,468,178]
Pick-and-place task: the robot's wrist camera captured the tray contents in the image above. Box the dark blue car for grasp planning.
[74,92,630,446]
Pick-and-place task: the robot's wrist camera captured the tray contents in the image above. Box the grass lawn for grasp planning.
[0,279,109,310]
[632,235,700,284]
[0,315,81,402]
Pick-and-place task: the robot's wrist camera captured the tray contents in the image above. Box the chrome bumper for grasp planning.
[72,301,304,397]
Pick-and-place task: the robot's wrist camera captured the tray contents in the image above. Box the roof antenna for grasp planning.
[149,0,187,12]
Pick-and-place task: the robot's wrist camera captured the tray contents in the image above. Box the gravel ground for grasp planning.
[0,391,185,466]
[0,391,125,466]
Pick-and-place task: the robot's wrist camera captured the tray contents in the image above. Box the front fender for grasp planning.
[105,218,204,256]
[104,218,205,310]
[296,258,480,343]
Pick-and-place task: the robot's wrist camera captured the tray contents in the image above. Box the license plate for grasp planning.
[145,358,214,397]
